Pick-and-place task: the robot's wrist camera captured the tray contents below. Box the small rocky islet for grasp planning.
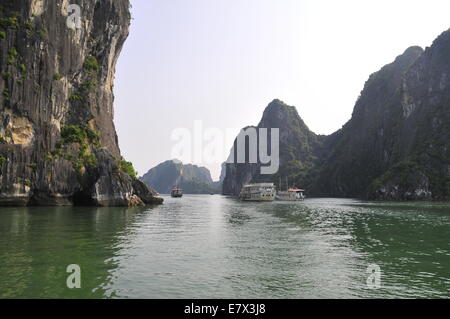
[140,160,222,195]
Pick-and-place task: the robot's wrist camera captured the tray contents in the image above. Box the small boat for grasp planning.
[239,183,276,202]
[171,187,183,198]
[276,188,305,201]
[275,177,305,201]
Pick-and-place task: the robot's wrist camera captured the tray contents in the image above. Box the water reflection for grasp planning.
[0,206,151,298]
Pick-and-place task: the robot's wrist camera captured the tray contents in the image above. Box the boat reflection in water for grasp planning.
[239,183,276,202]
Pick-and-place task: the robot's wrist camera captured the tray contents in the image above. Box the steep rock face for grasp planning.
[316,30,450,200]
[222,99,325,196]
[0,0,162,206]
[141,160,218,194]
[312,46,425,197]
[366,30,450,200]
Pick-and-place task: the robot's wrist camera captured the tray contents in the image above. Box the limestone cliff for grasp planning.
[314,30,450,200]
[0,0,162,206]
[312,46,425,198]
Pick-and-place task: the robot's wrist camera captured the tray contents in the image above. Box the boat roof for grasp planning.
[289,188,305,192]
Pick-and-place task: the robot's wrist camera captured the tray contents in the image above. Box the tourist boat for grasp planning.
[239,183,276,202]
[275,177,305,201]
[171,187,183,198]
[276,188,305,201]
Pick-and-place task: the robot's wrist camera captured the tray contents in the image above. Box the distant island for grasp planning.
[141,160,223,195]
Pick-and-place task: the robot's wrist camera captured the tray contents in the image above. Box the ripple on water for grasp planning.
[0,196,449,298]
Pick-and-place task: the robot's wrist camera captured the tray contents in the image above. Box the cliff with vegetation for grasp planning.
[0,0,162,206]
[223,29,450,200]
[141,160,220,194]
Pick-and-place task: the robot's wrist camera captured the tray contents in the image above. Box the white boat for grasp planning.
[276,188,305,201]
[171,187,183,198]
[239,183,276,202]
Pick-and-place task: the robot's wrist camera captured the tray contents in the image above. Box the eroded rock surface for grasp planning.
[0,0,162,206]
[223,30,450,201]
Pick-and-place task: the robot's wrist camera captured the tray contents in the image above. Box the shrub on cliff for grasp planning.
[61,125,100,145]
[118,160,137,179]
[0,16,19,30]
[61,125,88,144]
[84,56,100,74]
[0,155,6,166]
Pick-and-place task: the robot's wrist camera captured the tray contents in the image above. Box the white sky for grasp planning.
[114,0,450,180]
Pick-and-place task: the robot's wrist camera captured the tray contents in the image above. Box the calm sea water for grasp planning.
[0,196,449,299]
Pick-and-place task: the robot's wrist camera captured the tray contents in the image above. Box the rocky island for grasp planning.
[141,160,222,194]
[0,0,162,206]
[223,29,450,201]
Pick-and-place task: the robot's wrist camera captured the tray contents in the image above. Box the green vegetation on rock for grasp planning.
[0,0,160,206]
[37,28,47,39]
[61,125,89,144]
[6,47,18,65]
[118,160,137,179]
[80,80,97,92]
[46,125,102,174]
[61,125,100,145]
[0,16,19,30]
[84,56,100,74]
[69,93,83,101]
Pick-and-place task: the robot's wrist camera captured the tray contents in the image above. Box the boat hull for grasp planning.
[240,196,274,202]
[275,196,304,201]
[275,190,305,201]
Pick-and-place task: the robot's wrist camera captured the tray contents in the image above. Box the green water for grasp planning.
[0,196,449,299]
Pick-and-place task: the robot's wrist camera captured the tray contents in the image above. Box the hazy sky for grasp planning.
[114,0,450,180]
